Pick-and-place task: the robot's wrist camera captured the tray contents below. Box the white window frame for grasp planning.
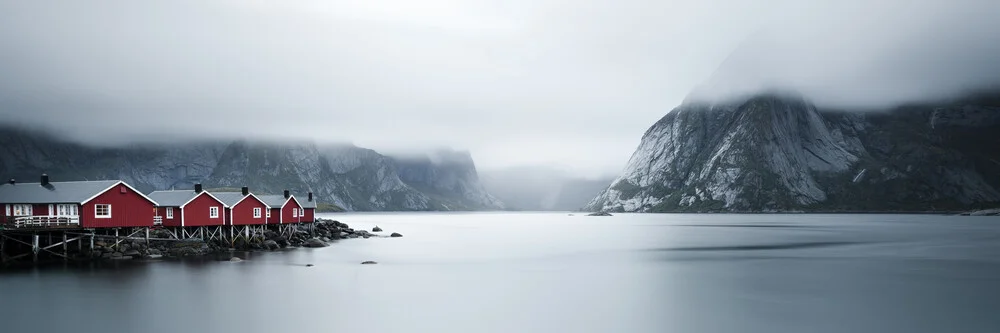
[209,206,219,218]
[166,207,174,219]
[266,209,271,218]
[253,207,262,218]
[56,204,78,216]
[293,208,299,217]
[12,204,33,216]
[5,204,9,216]
[94,204,111,218]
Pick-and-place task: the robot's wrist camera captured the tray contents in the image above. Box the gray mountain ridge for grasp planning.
[0,129,503,211]
[586,91,1000,212]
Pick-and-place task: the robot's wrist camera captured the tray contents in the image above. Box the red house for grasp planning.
[300,192,316,223]
[259,190,303,224]
[213,187,269,226]
[0,175,158,228]
[148,184,227,227]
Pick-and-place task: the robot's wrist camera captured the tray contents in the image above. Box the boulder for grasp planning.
[390,232,403,238]
[124,249,141,257]
[372,226,383,232]
[361,261,377,265]
[586,212,613,217]
[111,256,133,260]
[95,241,107,247]
[230,257,243,262]
[148,248,162,256]
[263,240,280,250]
[111,252,124,258]
[304,238,329,248]
[147,254,163,259]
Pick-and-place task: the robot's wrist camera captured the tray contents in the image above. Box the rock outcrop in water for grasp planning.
[587,92,1000,213]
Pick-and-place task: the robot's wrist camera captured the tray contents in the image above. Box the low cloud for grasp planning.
[0,0,997,177]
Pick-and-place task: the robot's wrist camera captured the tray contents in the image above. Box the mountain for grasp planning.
[586,92,1000,212]
[390,150,504,210]
[480,166,614,211]
[0,128,503,211]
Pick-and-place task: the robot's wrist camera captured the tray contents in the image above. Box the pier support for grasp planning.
[32,234,39,263]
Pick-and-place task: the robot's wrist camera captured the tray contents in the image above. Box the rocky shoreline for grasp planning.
[85,218,395,261]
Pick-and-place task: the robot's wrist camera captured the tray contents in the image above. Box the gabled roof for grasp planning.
[257,195,289,208]
[300,195,317,209]
[0,180,156,205]
[148,190,226,208]
[213,192,269,209]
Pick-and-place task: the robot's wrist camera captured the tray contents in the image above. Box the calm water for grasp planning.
[2,213,1000,333]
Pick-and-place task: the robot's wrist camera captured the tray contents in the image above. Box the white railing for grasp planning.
[9,216,80,228]
[154,216,163,225]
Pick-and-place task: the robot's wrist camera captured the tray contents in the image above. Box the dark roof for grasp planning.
[148,190,224,207]
[0,180,123,204]
[300,196,317,209]
[212,192,268,208]
[258,195,291,208]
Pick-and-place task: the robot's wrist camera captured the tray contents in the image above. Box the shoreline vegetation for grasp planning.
[1,218,395,268]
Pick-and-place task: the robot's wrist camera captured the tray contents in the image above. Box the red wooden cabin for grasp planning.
[213,187,269,226]
[0,175,158,228]
[259,190,303,224]
[300,192,316,223]
[148,184,227,227]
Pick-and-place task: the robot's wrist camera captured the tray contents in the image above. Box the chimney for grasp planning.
[308,192,313,202]
[283,190,290,199]
[7,178,14,185]
[194,183,203,193]
[241,186,249,196]
[40,174,49,186]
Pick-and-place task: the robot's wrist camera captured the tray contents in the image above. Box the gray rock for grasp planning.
[124,250,141,257]
[361,261,377,265]
[111,252,123,258]
[147,254,163,259]
[390,232,403,238]
[230,257,243,262]
[586,212,613,216]
[372,226,383,232]
[304,238,329,248]
[111,256,133,260]
[148,248,162,256]
[263,240,280,250]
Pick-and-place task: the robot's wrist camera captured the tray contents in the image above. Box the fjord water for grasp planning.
[2,213,1000,333]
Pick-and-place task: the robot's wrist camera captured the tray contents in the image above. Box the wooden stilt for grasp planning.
[145,228,150,247]
[32,234,39,263]
[63,233,68,259]
[114,228,119,250]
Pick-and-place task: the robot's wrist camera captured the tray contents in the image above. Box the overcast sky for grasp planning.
[1,0,998,178]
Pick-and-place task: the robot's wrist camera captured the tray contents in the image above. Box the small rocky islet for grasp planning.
[82,218,398,261]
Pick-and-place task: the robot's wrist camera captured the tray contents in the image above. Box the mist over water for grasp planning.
[2,212,999,333]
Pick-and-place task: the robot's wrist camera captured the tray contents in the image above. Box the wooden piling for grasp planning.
[32,234,39,263]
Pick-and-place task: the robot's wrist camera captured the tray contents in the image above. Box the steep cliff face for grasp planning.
[587,93,1000,212]
[391,150,504,210]
[0,130,501,211]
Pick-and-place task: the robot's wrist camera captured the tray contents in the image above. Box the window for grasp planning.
[12,204,33,216]
[166,207,174,219]
[209,206,219,218]
[4,204,8,216]
[292,208,298,217]
[94,204,111,218]
[56,204,78,216]
[266,209,271,218]
[253,207,262,218]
